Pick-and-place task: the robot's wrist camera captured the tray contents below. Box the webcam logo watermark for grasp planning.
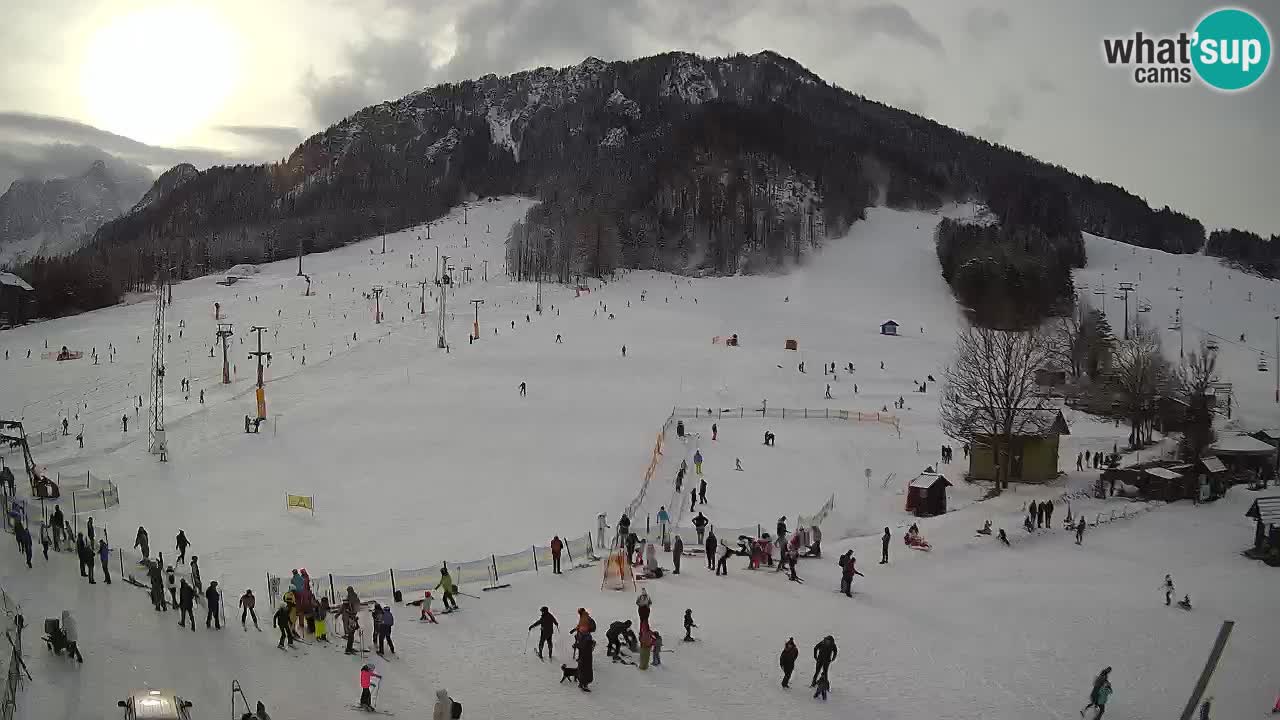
[1102,7,1271,91]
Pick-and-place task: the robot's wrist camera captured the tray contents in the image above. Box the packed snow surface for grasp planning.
[1,198,1278,720]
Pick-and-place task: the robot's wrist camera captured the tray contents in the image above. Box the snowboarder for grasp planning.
[436,566,458,611]
[98,539,111,584]
[811,635,837,687]
[240,589,259,630]
[1162,574,1175,606]
[699,477,708,505]
[178,579,196,631]
[636,588,652,624]
[175,530,190,564]
[780,637,799,687]
[529,606,558,659]
[693,449,703,475]
[133,526,149,561]
[205,581,222,629]
[704,529,717,569]
[61,610,83,662]
[672,535,683,574]
[881,527,891,564]
[683,609,697,641]
[358,664,381,709]
[550,535,564,574]
[1076,517,1087,545]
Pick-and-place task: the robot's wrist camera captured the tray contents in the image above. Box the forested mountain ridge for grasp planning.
[8,50,1268,320]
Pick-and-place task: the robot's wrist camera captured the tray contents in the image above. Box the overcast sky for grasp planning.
[1,0,1275,235]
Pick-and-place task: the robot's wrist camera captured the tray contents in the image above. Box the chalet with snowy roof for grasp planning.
[1245,496,1280,564]
[967,409,1070,484]
[0,272,33,326]
[879,320,898,336]
[905,468,951,517]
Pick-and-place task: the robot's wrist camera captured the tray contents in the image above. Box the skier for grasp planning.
[780,637,799,688]
[735,458,743,471]
[146,563,165,611]
[675,463,685,492]
[358,664,381,709]
[1045,500,1055,528]
[98,539,111,584]
[1076,517,1087,545]
[122,415,127,432]
[175,530,190,564]
[315,597,330,640]
[341,598,359,654]
[881,527,891,564]
[177,579,196,631]
[606,620,633,658]
[716,541,731,576]
[704,528,717,570]
[419,591,438,623]
[1162,574,1175,606]
[134,526,149,561]
[550,535,564,574]
[574,631,595,692]
[528,606,558,659]
[61,610,83,662]
[625,532,638,562]
[378,605,395,654]
[672,535,683,574]
[683,609,697,641]
[1081,666,1112,718]
[205,581,223,629]
[699,477,708,505]
[15,523,31,569]
[274,602,294,648]
[596,513,610,551]
[435,566,459,611]
[711,423,718,441]
[240,589,260,630]
[622,345,626,357]
[190,556,202,597]
[167,565,178,607]
[617,514,631,546]
[519,381,527,397]
[636,588,652,624]
[39,523,49,561]
[811,635,837,687]
[693,448,703,475]
[825,384,832,400]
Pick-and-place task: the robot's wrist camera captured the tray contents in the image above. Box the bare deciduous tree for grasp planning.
[1109,319,1172,448]
[940,326,1056,492]
[1046,309,1086,379]
[1177,346,1219,460]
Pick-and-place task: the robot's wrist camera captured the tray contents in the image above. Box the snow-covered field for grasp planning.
[1,198,1278,719]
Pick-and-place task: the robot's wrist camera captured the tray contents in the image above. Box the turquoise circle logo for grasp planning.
[1192,8,1271,91]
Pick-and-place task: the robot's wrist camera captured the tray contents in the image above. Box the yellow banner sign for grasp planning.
[286,494,314,512]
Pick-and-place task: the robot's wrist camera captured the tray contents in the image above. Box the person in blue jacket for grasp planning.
[693,449,704,475]
[656,506,670,526]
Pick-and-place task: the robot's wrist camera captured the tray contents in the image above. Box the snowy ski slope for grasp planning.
[0,198,1277,720]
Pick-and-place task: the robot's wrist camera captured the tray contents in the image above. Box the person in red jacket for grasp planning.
[550,536,564,574]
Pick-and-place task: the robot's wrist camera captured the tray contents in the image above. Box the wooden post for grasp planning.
[1178,621,1233,720]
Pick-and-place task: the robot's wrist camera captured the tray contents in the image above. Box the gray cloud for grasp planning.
[965,7,1011,44]
[216,125,305,148]
[0,141,154,200]
[850,4,944,54]
[973,90,1025,142]
[0,112,239,169]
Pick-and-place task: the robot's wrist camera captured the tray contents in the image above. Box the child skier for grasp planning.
[683,609,697,641]
[1162,574,1175,606]
[420,591,438,623]
[358,664,381,709]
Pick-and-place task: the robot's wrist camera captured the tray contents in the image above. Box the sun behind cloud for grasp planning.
[79,3,242,146]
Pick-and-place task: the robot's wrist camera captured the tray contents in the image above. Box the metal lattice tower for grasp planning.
[147,279,167,458]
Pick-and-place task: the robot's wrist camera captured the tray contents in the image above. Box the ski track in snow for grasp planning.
[0,198,1278,719]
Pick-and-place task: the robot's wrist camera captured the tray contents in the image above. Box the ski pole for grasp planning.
[457,591,481,600]
[373,681,381,709]
[524,627,532,655]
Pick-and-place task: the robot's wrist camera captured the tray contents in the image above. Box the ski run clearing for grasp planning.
[1,197,1278,720]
